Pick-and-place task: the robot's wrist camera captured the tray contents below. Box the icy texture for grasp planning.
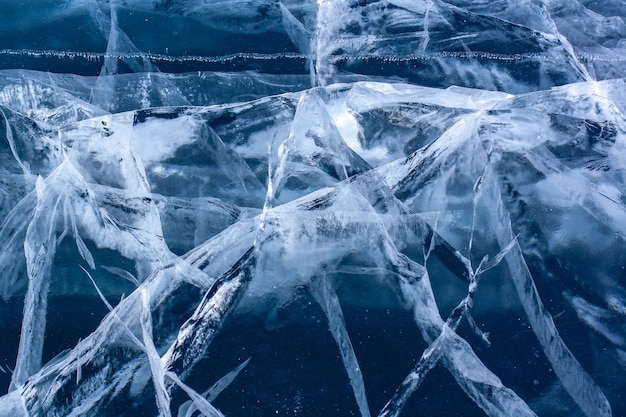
[0,1,625,416]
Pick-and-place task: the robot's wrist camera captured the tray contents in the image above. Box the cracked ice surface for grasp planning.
[0,0,625,416]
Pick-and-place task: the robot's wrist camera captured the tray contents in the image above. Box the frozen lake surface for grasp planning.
[0,1,625,416]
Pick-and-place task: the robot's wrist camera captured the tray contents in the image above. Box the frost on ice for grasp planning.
[0,0,625,416]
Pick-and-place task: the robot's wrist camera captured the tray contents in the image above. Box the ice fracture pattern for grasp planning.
[0,0,625,416]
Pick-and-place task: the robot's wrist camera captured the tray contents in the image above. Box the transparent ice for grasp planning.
[0,0,625,416]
